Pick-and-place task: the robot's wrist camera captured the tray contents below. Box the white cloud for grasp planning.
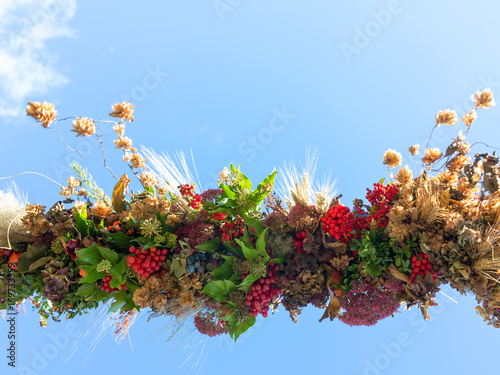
[0,0,76,117]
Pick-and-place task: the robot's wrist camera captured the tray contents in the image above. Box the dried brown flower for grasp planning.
[59,187,73,197]
[218,167,230,183]
[408,144,420,156]
[435,109,458,126]
[72,117,96,137]
[472,89,496,109]
[394,165,413,185]
[113,124,126,137]
[421,148,443,165]
[462,109,477,126]
[26,101,57,128]
[139,171,157,188]
[383,149,402,168]
[124,152,147,169]
[114,136,133,151]
[91,201,113,219]
[110,101,134,122]
[67,176,80,189]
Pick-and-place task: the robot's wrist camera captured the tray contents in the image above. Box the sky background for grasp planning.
[1,0,500,374]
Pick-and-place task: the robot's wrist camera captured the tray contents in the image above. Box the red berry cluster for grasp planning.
[212,212,227,221]
[220,216,245,242]
[100,274,127,292]
[244,264,281,318]
[294,231,307,252]
[366,183,399,227]
[127,246,167,278]
[179,184,202,210]
[408,252,437,283]
[322,205,363,243]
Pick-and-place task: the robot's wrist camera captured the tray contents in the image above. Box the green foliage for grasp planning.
[71,162,110,204]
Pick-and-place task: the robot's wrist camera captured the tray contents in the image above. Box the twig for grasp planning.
[96,134,118,180]
[49,127,82,165]
[0,172,64,188]
[0,210,38,250]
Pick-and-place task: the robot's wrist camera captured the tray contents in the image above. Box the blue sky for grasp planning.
[1,0,500,374]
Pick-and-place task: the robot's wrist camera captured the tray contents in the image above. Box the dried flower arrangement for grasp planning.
[1,90,499,341]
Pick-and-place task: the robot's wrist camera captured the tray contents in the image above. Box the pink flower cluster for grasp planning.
[286,204,319,233]
[194,311,228,337]
[201,188,224,203]
[173,219,214,251]
[339,278,404,327]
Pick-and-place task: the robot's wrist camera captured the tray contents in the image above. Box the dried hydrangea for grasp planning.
[408,144,420,156]
[124,152,147,169]
[462,109,477,126]
[394,165,413,185]
[91,201,113,219]
[472,89,495,109]
[72,117,96,137]
[26,101,57,128]
[383,149,402,168]
[110,101,134,122]
[139,171,157,188]
[435,109,458,126]
[114,136,133,151]
[421,148,443,165]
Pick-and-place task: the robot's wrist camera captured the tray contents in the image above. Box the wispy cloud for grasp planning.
[0,0,76,117]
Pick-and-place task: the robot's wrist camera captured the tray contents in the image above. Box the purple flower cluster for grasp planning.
[286,204,319,233]
[339,278,404,327]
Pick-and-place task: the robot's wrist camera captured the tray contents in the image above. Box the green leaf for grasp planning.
[255,228,269,258]
[224,280,238,293]
[235,239,259,261]
[28,256,53,271]
[195,237,222,252]
[221,184,236,200]
[210,258,235,280]
[97,247,119,264]
[108,299,126,313]
[109,278,122,289]
[241,214,264,236]
[230,315,256,342]
[222,241,243,257]
[231,163,252,190]
[16,245,50,273]
[76,246,102,265]
[106,231,132,249]
[75,204,87,221]
[238,273,260,292]
[109,258,127,280]
[201,280,230,302]
[80,268,106,283]
[76,283,95,297]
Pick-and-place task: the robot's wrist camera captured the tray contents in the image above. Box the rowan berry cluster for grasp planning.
[244,263,281,318]
[212,212,227,221]
[99,274,127,292]
[179,183,202,209]
[220,216,245,242]
[366,183,399,227]
[126,246,167,278]
[408,252,437,282]
[321,204,367,243]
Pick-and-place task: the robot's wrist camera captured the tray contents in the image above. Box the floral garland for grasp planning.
[1,90,499,341]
